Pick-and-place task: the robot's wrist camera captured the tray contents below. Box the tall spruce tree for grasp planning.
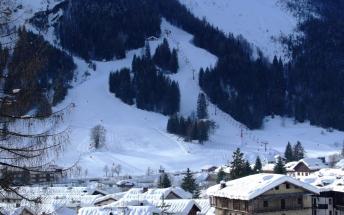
[181,168,197,195]
[274,157,287,174]
[284,142,294,162]
[243,160,253,176]
[197,121,209,144]
[197,93,208,119]
[229,148,246,179]
[253,156,262,173]
[158,173,171,188]
[293,141,305,161]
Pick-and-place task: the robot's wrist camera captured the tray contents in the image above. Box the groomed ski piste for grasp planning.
[6,0,344,177]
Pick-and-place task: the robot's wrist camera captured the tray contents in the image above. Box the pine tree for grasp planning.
[197,121,209,144]
[169,49,179,73]
[193,185,201,199]
[229,148,246,179]
[167,115,179,134]
[144,42,151,59]
[181,168,197,194]
[284,142,294,162]
[243,160,253,176]
[293,141,305,161]
[197,93,208,119]
[274,157,287,174]
[216,168,227,183]
[158,173,171,188]
[253,156,262,173]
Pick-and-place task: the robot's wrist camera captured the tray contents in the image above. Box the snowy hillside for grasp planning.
[179,0,297,59]
[3,0,344,177]
[53,20,344,177]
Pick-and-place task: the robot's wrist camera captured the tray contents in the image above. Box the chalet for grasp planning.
[93,194,120,206]
[287,158,327,177]
[0,165,65,185]
[207,173,319,215]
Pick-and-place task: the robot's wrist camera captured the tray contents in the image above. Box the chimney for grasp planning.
[142,187,148,193]
[220,181,226,189]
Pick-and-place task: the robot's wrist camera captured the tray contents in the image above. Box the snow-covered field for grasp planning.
[179,0,298,59]
[4,0,344,177]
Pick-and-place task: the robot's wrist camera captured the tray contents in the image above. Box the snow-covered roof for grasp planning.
[285,161,298,171]
[93,194,120,205]
[262,163,275,172]
[298,158,327,171]
[335,159,344,169]
[300,168,344,193]
[78,205,161,215]
[207,173,319,200]
[0,186,102,215]
[11,206,35,215]
[121,187,192,201]
[194,199,211,215]
[156,199,200,215]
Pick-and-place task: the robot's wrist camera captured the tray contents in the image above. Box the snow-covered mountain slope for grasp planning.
[4,0,343,177]
[52,20,344,177]
[179,0,298,59]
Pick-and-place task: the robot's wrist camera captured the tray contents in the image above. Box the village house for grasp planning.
[207,173,319,215]
[287,158,327,177]
[0,165,65,185]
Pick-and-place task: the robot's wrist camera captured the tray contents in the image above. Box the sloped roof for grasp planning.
[151,199,200,215]
[78,205,161,215]
[121,187,192,201]
[299,158,327,171]
[93,194,120,205]
[207,173,319,200]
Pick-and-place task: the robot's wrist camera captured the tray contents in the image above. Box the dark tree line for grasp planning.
[158,0,344,131]
[30,0,344,130]
[4,28,75,116]
[153,39,179,73]
[283,0,344,130]
[199,56,285,129]
[155,0,286,129]
[109,49,180,116]
[166,115,210,143]
[57,0,161,61]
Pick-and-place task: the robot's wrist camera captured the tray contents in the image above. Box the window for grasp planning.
[329,211,332,215]
[263,201,268,208]
[298,198,303,205]
[233,200,241,210]
[329,198,332,205]
[286,183,290,189]
[275,186,279,190]
[313,198,317,205]
[281,199,286,210]
[317,204,328,209]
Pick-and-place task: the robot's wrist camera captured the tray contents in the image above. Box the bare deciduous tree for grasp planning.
[103,165,109,177]
[0,1,75,202]
[90,124,106,149]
